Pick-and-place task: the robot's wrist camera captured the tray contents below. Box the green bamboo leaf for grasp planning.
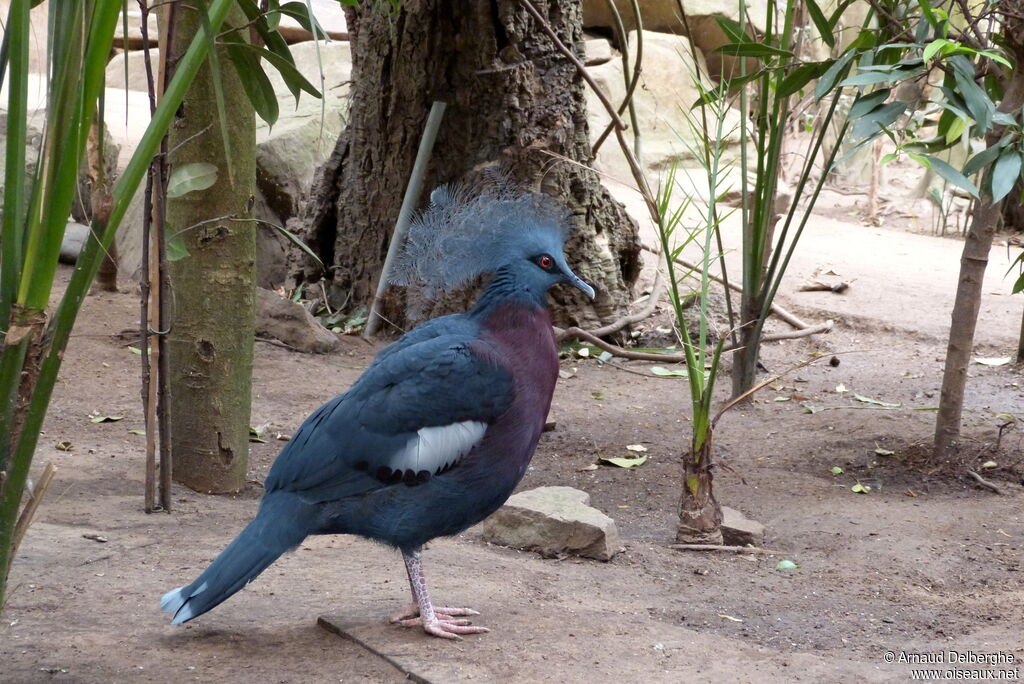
[715,42,794,59]
[193,9,235,187]
[847,89,890,119]
[950,55,993,132]
[964,143,1005,177]
[902,136,957,155]
[691,70,762,108]
[804,0,835,48]
[850,101,906,141]
[1013,271,1024,295]
[278,1,327,39]
[235,0,306,104]
[815,51,854,99]
[975,49,1012,69]
[933,99,969,122]
[944,115,967,144]
[650,366,690,378]
[260,220,325,270]
[991,149,1022,203]
[838,66,923,87]
[234,42,321,100]
[828,0,858,28]
[923,38,951,62]
[917,0,941,30]
[166,162,218,198]
[223,36,280,127]
[165,234,191,262]
[923,155,980,198]
[777,61,833,98]
[713,15,749,43]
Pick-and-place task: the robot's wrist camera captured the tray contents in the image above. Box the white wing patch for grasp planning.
[390,420,487,474]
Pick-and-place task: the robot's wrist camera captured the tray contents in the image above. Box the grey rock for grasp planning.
[480,486,620,561]
[256,41,351,222]
[59,222,91,264]
[720,506,765,547]
[585,30,744,182]
[256,287,339,354]
[584,37,613,66]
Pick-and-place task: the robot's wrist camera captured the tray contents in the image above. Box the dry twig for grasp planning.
[671,543,783,555]
[10,463,57,569]
[966,469,1004,495]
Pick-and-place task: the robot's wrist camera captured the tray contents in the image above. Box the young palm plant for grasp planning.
[0,0,240,614]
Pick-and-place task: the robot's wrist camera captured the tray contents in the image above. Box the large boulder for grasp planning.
[586,31,744,181]
[583,0,767,34]
[111,1,347,50]
[582,0,770,80]
[256,41,351,223]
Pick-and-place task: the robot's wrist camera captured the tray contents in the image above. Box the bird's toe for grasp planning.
[422,619,490,640]
[433,606,480,617]
[389,603,420,624]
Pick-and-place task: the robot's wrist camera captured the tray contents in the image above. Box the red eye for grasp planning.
[539,255,554,269]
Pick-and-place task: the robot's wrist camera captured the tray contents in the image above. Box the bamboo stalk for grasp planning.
[155,2,175,510]
[141,165,157,512]
[0,0,29,334]
[140,0,160,513]
[364,100,447,337]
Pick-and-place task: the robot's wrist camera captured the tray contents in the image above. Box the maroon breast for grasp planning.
[472,300,559,478]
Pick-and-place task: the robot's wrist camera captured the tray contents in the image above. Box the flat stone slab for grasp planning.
[721,506,766,547]
[480,486,620,561]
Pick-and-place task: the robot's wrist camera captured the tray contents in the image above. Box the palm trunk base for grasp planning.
[675,441,723,544]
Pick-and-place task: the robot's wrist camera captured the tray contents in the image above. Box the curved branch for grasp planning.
[559,319,833,365]
[555,270,664,342]
[592,0,643,155]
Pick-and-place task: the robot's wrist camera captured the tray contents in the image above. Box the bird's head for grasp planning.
[499,223,595,300]
[392,180,596,305]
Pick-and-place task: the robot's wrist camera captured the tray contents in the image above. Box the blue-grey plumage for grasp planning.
[161,185,595,639]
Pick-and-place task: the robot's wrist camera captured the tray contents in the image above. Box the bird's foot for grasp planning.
[389,603,480,623]
[390,604,488,640]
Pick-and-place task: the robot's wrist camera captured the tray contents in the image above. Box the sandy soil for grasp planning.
[2,181,1024,682]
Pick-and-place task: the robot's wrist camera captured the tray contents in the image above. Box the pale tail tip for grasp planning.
[161,587,191,624]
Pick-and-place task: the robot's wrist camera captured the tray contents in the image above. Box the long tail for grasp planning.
[161,493,312,624]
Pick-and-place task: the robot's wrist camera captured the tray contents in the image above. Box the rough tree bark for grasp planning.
[303,0,640,330]
[934,6,1024,459]
[165,4,257,494]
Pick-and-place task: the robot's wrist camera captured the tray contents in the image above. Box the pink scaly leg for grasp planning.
[388,549,489,640]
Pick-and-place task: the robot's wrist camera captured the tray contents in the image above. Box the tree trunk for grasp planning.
[676,433,723,544]
[306,0,640,330]
[165,4,256,494]
[934,9,1024,459]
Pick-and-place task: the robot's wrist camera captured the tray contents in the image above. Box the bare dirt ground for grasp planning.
[3,180,1024,682]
